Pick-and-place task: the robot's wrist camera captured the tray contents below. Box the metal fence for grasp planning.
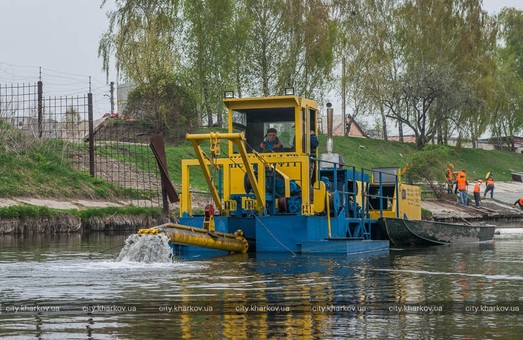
[0,80,162,207]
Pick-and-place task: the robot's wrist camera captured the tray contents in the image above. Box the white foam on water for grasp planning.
[372,268,523,281]
[497,228,523,233]
[116,233,173,263]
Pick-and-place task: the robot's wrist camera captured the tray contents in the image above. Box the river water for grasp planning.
[1,222,522,339]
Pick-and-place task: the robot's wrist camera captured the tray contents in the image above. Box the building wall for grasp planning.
[319,115,366,138]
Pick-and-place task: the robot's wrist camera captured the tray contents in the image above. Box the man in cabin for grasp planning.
[456,170,468,205]
[309,130,319,154]
[512,198,523,210]
[259,128,284,152]
[484,175,495,199]
[473,179,482,207]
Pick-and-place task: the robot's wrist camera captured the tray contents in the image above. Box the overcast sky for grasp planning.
[0,0,522,118]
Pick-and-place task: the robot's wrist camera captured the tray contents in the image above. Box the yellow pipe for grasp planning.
[139,223,248,254]
[186,132,244,140]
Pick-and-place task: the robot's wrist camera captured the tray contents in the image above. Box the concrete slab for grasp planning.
[16,198,80,210]
[72,200,123,208]
[488,181,523,205]
[422,200,475,219]
[0,199,20,208]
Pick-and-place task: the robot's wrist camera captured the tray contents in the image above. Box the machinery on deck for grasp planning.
[138,94,421,255]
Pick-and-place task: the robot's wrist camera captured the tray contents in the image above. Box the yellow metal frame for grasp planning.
[184,132,264,215]
[179,95,323,217]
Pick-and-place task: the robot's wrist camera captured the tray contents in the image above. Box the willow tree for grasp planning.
[334,0,411,141]
[279,0,336,99]
[98,0,194,139]
[451,0,497,148]
[98,0,182,83]
[242,0,287,96]
[333,0,374,137]
[491,8,523,149]
[242,0,335,98]
[183,0,237,127]
[389,0,497,149]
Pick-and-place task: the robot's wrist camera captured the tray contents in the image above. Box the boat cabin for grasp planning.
[225,95,319,155]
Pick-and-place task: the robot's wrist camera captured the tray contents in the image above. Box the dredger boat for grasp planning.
[138,93,421,255]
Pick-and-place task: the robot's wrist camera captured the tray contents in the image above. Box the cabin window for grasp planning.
[231,107,295,153]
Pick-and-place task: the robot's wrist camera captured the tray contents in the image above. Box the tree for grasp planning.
[334,0,402,141]
[99,0,183,83]
[491,8,523,149]
[125,72,198,141]
[406,144,450,198]
[280,0,336,99]
[183,0,236,127]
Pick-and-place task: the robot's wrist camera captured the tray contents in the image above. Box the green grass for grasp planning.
[1,122,521,200]
[0,205,57,218]
[160,132,523,190]
[76,206,164,219]
[326,135,522,182]
[0,205,163,219]
[0,126,150,199]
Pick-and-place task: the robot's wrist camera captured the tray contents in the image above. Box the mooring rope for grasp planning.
[251,213,297,256]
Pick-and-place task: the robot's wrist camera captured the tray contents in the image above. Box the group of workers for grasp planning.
[446,164,522,209]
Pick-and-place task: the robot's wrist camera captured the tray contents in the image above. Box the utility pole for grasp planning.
[110,81,115,114]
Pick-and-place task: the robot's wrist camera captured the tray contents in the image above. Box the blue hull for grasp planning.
[177,215,388,255]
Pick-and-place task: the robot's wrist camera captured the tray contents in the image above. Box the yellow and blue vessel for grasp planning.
[139,94,421,255]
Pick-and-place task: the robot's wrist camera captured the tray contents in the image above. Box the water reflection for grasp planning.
[0,232,522,338]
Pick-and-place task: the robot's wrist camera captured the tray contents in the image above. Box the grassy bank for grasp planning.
[163,133,523,189]
[1,121,522,198]
[0,205,163,219]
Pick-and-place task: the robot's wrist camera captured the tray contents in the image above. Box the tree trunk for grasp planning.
[380,104,388,141]
[398,120,404,142]
[203,83,213,127]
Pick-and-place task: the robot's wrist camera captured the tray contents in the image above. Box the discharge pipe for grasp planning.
[138,223,248,254]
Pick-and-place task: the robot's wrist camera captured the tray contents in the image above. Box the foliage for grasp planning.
[0,205,56,218]
[491,8,523,148]
[100,0,337,127]
[99,1,522,147]
[77,206,164,219]
[183,0,236,127]
[0,205,163,219]
[334,0,501,148]
[99,0,182,83]
[125,72,199,141]
[399,145,450,198]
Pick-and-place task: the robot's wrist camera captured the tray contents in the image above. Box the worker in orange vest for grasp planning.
[456,170,468,205]
[454,169,466,195]
[513,198,523,209]
[446,163,455,194]
[473,179,482,207]
[484,176,495,199]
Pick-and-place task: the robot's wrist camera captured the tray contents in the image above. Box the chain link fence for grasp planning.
[0,80,162,207]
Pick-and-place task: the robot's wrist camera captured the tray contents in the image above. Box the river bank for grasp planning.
[0,181,522,234]
[0,199,172,234]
